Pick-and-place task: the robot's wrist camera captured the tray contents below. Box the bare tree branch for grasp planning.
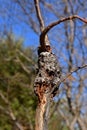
[34,0,50,51]
[77,117,87,130]
[58,108,70,129]
[34,0,44,32]
[15,56,31,75]
[40,15,87,45]
[0,92,24,130]
[65,84,73,114]
[0,92,9,105]
[52,64,87,96]
[16,49,34,64]
[70,116,77,130]
[61,64,87,83]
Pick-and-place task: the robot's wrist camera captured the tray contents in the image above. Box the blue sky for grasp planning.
[0,0,87,116]
[0,0,39,48]
[12,24,39,47]
[0,0,87,49]
[0,0,87,60]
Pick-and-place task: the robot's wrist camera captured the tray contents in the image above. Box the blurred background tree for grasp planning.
[0,35,37,130]
[0,0,87,130]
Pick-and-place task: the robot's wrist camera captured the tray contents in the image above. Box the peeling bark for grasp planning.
[35,87,50,130]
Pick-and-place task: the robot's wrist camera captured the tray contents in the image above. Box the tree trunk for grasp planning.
[35,89,50,130]
[34,51,60,130]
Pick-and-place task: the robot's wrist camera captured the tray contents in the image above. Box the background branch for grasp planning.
[52,64,87,96]
[61,64,87,83]
[0,92,24,130]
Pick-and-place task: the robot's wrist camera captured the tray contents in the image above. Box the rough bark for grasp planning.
[34,51,61,130]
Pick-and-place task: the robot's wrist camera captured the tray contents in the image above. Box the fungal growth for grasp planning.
[34,49,61,101]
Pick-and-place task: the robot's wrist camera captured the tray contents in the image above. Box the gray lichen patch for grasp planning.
[34,51,61,96]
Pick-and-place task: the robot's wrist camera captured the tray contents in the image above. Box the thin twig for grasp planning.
[61,64,87,83]
[52,64,87,96]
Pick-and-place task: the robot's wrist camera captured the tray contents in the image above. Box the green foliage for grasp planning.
[0,35,37,130]
[0,35,69,130]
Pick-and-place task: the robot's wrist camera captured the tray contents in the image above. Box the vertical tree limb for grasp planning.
[34,1,87,130]
[34,0,50,51]
[34,0,44,32]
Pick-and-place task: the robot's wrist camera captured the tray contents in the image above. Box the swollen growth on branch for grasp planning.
[34,0,87,103]
[34,46,61,101]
